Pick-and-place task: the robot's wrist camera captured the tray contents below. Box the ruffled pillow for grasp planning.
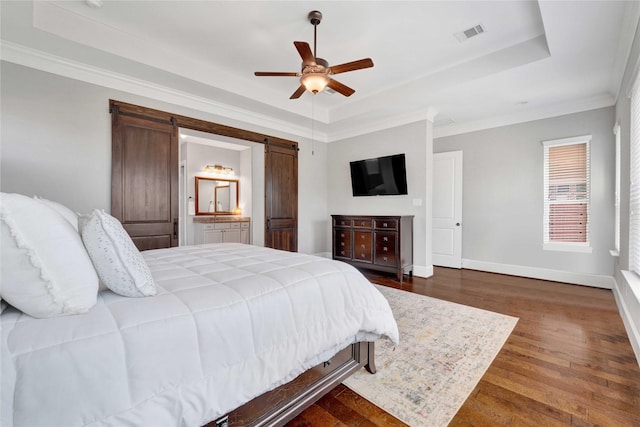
[79,209,156,297]
[0,193,98,318]
[33,196,79,231]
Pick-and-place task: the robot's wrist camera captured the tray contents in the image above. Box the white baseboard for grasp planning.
[461,259,614,289]
[315,252,433,279]
[413,264,433,279]
[612,275,640,367]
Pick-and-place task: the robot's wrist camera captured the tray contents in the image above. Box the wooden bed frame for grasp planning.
[204,342,376,427]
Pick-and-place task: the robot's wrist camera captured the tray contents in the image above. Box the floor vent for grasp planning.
[454,24,486,42]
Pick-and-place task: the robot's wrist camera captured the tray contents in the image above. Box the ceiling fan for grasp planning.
[254,10,374,99]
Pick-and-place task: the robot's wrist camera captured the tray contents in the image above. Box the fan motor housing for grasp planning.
[308,10,322,25]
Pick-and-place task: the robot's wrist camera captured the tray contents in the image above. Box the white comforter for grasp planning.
[1,243,399,427]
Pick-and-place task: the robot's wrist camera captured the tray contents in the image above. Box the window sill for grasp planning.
[543,243,592,253]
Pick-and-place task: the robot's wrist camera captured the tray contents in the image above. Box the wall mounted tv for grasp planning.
[350,153,408,196]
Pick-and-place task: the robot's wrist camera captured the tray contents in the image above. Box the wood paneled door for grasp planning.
[110,100,300,252]
[111,105,178,250]
[265,140,298,252]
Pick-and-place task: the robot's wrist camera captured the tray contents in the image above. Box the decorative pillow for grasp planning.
[0,193,99,318]
[79,209,156,297]
[33,196,79,231]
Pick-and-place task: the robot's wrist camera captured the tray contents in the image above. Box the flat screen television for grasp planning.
[350,153,408,196]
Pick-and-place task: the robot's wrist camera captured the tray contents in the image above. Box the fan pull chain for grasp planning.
[311,96,315,156]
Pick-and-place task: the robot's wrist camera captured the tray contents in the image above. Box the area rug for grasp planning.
[343,285,518,427]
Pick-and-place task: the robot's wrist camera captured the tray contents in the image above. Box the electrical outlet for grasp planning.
[412,198,423,206]
[215,415,229,427]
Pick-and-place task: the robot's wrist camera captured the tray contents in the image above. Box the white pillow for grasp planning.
[79,209,156,297]
[0,193,99,318]
[33,196,79,231]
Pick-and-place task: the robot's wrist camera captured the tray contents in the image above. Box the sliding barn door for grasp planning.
[265,141,298,252]
[111,108,178,250]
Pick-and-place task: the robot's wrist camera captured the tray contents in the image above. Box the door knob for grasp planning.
[456,223,461,226]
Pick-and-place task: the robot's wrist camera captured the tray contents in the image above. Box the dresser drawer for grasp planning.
[353,231,372,263]
[334,230,352,259]
[334,217,352,227]
[374,219,398,230]
[375,232,398,267]
[353,218,373,229]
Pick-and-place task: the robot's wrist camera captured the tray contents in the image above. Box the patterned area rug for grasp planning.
[344,285,518,426]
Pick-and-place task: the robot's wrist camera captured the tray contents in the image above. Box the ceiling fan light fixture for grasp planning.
[301,73,329,94]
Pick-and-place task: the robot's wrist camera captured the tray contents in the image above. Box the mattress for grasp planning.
[1,243,399,426]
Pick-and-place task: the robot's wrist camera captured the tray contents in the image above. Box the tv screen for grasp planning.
[350,154,408,196]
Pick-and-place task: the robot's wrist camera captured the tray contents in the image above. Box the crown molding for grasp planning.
[433,94,616,139]
[326,108,436,143]
[0,40,323,142]
[1,40,619,145]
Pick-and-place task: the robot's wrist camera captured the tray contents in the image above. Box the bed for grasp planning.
[0,193,399,427]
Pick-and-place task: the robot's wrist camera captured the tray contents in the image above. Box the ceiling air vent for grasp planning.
[434,117,456,127]
[454,24,486,42]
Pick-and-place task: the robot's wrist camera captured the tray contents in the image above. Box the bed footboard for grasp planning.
[208,341,375,427]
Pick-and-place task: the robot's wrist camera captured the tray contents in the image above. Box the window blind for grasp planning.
[630,78,640,274]
[543,136,591,247]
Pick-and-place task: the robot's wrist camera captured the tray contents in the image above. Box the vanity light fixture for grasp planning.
[203,164,235,175]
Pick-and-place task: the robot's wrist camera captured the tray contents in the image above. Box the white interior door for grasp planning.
[432,151,463,268]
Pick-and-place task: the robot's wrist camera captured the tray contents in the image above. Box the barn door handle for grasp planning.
[267,218,271,229]
[173,218,178,238]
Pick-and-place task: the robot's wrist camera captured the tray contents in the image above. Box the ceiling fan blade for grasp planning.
[294,41,316,65]
[254,72,299,77]
[329,58,374,75]
[327,79,355,97]
[290,85,307,99]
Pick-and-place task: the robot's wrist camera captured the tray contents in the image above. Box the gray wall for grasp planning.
[434,107,616,277]
[0,61,328,255]
[326,121,431,273]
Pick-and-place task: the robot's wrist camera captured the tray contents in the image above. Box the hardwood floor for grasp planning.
[286,267,640,426]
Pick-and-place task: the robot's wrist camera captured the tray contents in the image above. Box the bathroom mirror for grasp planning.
[195,176,239,215]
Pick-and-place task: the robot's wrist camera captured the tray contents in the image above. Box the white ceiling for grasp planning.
[1,1,637,141]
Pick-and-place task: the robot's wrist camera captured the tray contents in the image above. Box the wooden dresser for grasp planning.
[331,215,413,281]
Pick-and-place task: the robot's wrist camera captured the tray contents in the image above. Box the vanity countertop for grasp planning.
[193,216,250,223]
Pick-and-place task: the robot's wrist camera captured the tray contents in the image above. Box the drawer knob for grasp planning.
[341,251,345,255]
[383,237,388,242]
[383,222,388,227]
[361,221,365,226]
[361,254,365,258]
[361,244,365,248]
[383,247,388,252]
[341,242,344,246]
[383,256,388,262]
[341,233,344,237]
[361,235,365,240]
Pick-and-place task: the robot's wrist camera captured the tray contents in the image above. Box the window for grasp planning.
[613,123,621,255]
[630,77,640,275]
[543,135,592,252]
